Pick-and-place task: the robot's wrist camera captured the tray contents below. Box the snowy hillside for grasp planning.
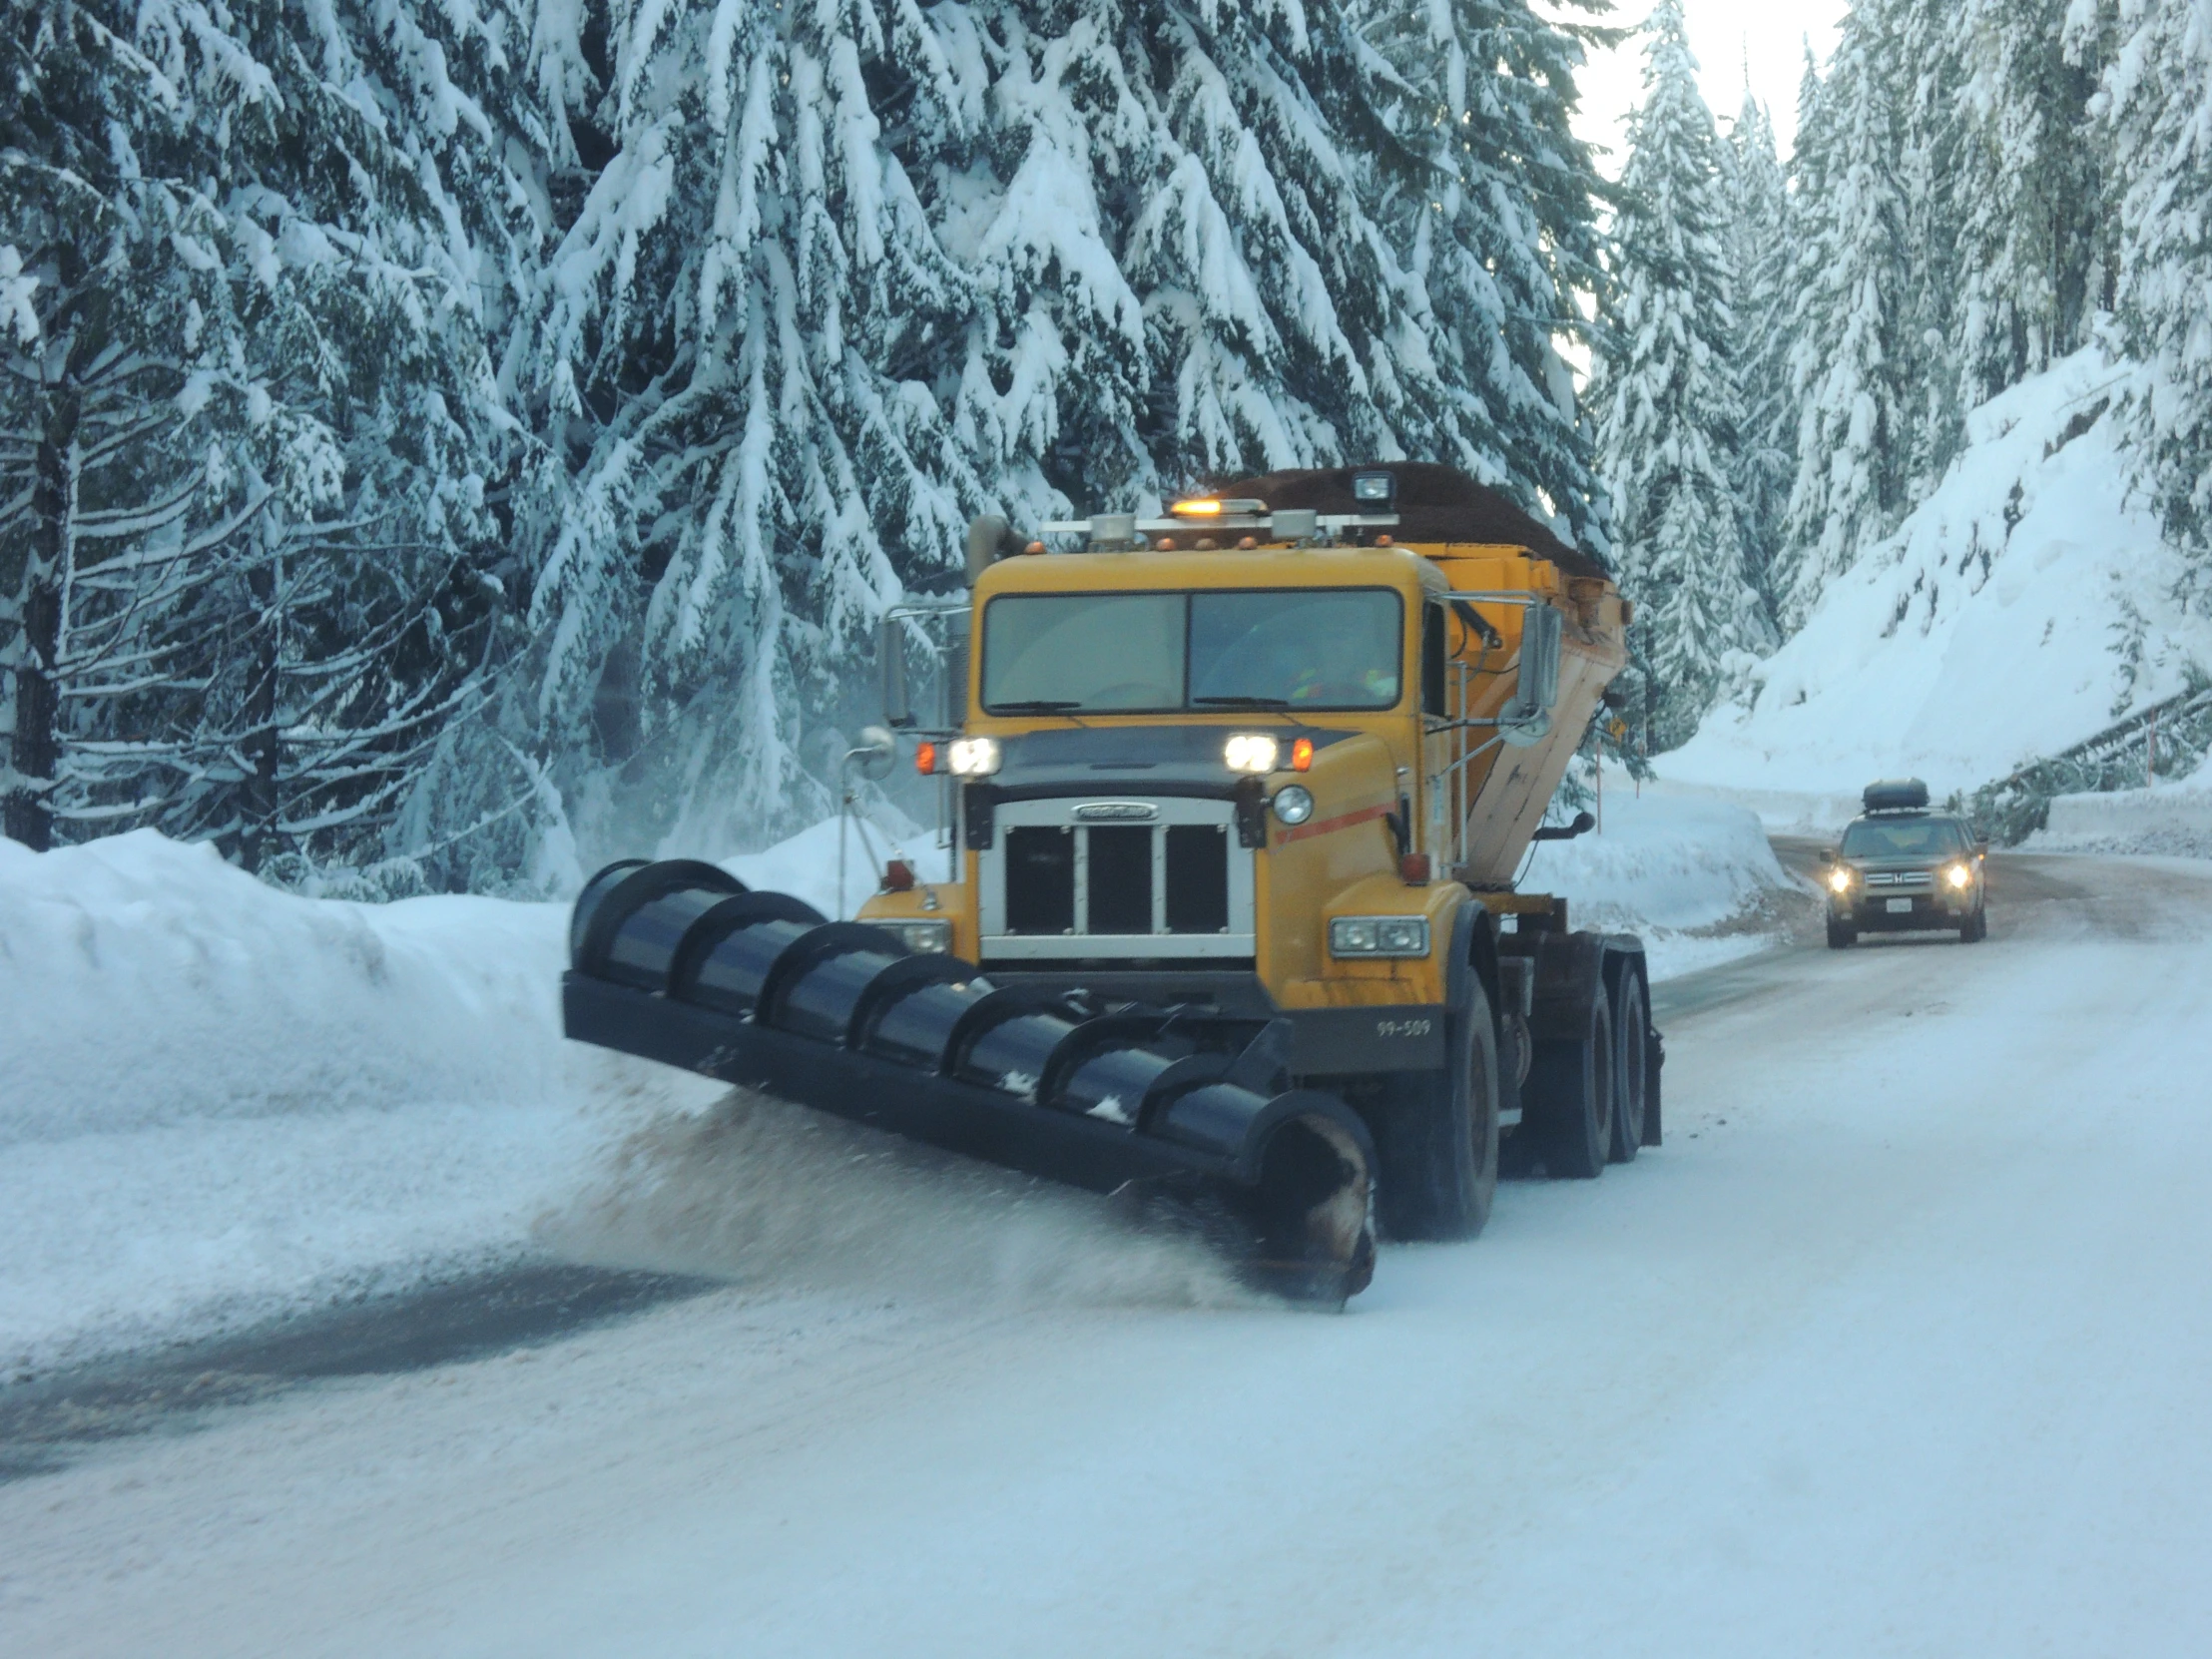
[1664,345,2212,806]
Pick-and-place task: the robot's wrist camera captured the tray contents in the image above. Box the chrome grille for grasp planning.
[979,799,1255,960]
[1864,870,1934,890]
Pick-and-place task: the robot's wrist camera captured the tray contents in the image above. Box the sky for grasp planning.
[1562,0,1850,172]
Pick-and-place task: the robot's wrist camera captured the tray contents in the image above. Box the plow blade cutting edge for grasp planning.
[562,859,1379,1304]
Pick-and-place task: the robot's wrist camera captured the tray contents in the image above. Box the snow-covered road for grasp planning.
[6,852,2212,1658]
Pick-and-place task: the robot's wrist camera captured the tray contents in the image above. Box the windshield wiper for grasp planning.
[1193,695,1290,709]
[988,699,1084,713]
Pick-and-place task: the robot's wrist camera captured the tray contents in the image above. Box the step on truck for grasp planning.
[561,464,1662,1305]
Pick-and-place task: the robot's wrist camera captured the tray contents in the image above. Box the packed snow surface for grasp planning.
[1668,344,2212,807]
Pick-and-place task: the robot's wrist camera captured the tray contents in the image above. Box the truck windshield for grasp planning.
[1841,820,1966,858]
[981,589,1403,714]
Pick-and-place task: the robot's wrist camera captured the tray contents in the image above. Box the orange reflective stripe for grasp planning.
[1275,802,1392,846]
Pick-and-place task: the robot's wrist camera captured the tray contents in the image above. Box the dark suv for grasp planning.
[1822,780,1987,947]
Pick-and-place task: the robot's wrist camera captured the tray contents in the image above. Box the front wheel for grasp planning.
[1373,981,1500,1241]
[1960,904,1987,943]
[1827,917,1857,949]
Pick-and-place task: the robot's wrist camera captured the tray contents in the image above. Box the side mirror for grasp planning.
[1529,810,1596,842]
[1500,603,1562,747]
[846,725,896,784]
[1819,847,1837,865]
[879,617,911,729]
[1601,685,1629,712]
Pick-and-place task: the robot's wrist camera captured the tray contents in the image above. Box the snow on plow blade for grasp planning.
[562,859,1378,1304]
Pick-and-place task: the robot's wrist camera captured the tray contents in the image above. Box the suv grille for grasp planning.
[1865,870,1934,890]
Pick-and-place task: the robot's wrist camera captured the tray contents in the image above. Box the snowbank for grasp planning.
[2032,751,2212,857]
[1667,344,2212,805]
[0,831,720,1374]
[1521,776,1802,979]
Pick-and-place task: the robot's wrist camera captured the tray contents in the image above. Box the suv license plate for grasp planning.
[1886,897,1914,914]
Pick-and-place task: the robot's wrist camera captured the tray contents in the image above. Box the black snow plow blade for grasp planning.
[563,859,1377,1304]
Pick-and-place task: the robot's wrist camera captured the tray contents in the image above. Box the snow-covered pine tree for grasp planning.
[1592,0,1767,747]
[1953,0,2114,415]
[1724,90,1795,612]
[1891,0,1970,498]
[0,1,512,869]
[1778,0,1913,631]
[1339,0,1618,551]
[503,1,1012,857]
[2101,0,2212,593]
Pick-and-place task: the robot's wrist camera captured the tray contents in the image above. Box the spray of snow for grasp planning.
[541,1090,1250,1311]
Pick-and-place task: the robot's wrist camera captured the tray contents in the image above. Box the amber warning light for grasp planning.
[914,741,937,776]
[1168,497,1268,518]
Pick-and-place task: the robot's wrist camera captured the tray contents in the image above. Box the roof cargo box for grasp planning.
[1863,778,1931,815]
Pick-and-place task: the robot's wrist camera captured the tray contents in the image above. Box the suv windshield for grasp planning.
[1841,819,1967,858]
[981,589,1403,714]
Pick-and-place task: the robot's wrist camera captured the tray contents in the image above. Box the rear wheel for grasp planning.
[1827,917,1857,949]
[1529,983,1613,1179]
[1374,979,1500,1241]
[1608,964,1649,1164]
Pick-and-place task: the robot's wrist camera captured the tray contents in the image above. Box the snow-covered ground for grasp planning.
[2028,748,2212,859]
[1524,772,1804,978]
[7,852,2211,1657]
[0,796,1786,1377]
[1667,344,2212,813]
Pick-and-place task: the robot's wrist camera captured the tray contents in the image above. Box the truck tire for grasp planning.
[1373,979,1500,1241]
[1608,962,1649,1164]
[1528,981,1613,1180]
[1826,918,1856,949]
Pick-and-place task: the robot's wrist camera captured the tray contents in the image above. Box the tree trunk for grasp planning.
[5,387,78,850]
[238,555,282,872]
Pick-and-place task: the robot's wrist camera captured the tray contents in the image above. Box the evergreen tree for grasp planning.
[1592,1,1767,746]
[0,1,513,868]
[2102,0,2212,591]
[1892,0,1970,498]
[1723,90,1795,612]
[1953,0,2114,412]
[1778,2,1912,630]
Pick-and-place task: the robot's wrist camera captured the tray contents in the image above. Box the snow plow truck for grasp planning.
[561,464,1660,1305]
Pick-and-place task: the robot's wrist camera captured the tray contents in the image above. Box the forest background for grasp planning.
[3,0,2207,894]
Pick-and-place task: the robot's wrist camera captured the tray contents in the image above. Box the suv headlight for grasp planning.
[945,737,1001,777]
[1330,915,1429,958]
[1223,733,1280,774]
[877,919,953,954]
[1943,862,1973,889]
[1827,866,1855,894]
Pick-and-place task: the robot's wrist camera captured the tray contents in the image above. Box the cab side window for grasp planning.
[1421,602,1447,717]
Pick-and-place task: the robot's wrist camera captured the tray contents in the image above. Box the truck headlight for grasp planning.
[1944,862,1973,889]
[1271,785,1314,825]
[1828,867,1855,894]
[878,919,953,954]
[945,737,1001,777]
[1223,733,1280,774]
[1330,915,1429,958]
